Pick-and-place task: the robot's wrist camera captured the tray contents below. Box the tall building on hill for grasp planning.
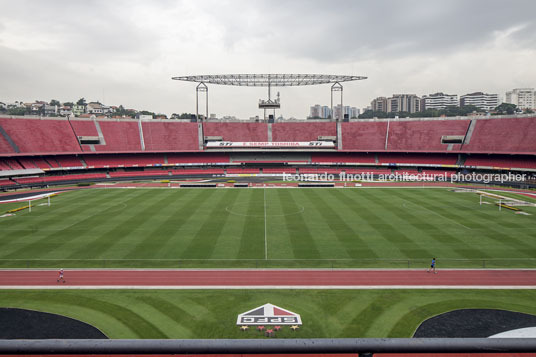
[371,97,388,112]
[505,88,535,110]
[387,94,421,113]
[460,92,499,111]
[321,105,331,119]
[310,104,322,118]
[333,105,359,119]
[309,104,332,119]
[421,92,458,110]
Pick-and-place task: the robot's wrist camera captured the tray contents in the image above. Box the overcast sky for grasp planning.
[1,0,535,118]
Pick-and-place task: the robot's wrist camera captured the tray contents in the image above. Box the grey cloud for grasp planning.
[202,0,536,62]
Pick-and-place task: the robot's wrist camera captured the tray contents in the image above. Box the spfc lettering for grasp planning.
[236,303,302,326]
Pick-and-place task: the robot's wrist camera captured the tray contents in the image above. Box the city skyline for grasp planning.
[1,0,536,118]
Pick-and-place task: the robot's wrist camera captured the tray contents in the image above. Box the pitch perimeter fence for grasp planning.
[1,258,535,269]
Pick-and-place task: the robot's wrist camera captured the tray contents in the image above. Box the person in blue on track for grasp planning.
[427,258,437,274]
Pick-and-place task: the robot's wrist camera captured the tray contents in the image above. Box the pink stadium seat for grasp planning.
[17,158,39,169]
[203,122,268,142]
[272,122,336,141]
[171,168,224,175]
[262,167,297,174]
[70,119,99,136]
[2,158,23,170]
[0,178,16,186]
[142,122,199,151]
[226,168,260,174]
[94,121,142,152]
[464,154,536,169]
[0,117,81,153]
[311,153,376,163]
[54,155,84,168]
[31,158,51,169]
[0,134,15,154]
[109,170,168,178]
[83,154,164,168]
[462,117,536,153]
[0,160,13,170]
[378,153,457,165]
[341,122,388,151]
[387,119,470,151]
[167,153,229,164]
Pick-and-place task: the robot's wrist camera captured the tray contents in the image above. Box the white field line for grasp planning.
[2,268,536,271]
[400,197,472,230]
[1,285,535,290]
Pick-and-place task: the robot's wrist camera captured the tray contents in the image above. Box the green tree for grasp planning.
[76,98,86,105]
[50,99,60,106]
[358,110,388,119]
[7,107,27,116]
[63,102,74,107]
[494,102,517,115]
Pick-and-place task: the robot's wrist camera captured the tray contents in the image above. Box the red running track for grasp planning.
[0,269,535,287]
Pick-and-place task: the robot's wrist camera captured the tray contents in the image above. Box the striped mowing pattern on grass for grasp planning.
[0,188,535,268]
[0,289,535,338]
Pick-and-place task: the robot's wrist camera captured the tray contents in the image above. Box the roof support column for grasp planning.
[196,82,208,122]
[331,82,343,121]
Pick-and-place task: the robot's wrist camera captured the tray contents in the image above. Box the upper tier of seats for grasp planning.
[0,117,81,153]
[1,116,535,155]
[203,122,268,142]
[142,122,199,151]
[272,122,336,141]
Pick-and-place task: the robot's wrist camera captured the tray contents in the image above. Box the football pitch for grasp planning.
[1,187,535,268]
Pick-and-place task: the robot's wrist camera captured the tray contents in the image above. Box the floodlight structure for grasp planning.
[172,74,367,121]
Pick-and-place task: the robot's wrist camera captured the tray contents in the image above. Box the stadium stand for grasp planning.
[83,154,164,168]
[462,116,536,153]
[70,119,100,136]
[0,117,81,153]
[378,153,457,165]
[203,122,268,142]
[14,173,107,184]
[1,115,536,187]
[262,167,297,174]
[17,157,39,169]
[93,120,142,152]
[44,157,61,168]
[272,122,336,141]
[386,119,470,151]
[0,178,15,186]
[142,121,199,151]
[54,155,85,168]
[0,134,15,154]
[226,168,261,174]
[0,159,13,170]
[32,158,52,169]
[341,121,388,151]
[109,170,168,178]
[464,154,536,169]
[171,168,225,175]
[345,168,392,175]
[167,153,229,164]
[2,158,23,170]
[311,152,375,163]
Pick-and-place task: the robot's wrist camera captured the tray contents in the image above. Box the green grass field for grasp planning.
[1,289,536,338]
[1,187,535,268]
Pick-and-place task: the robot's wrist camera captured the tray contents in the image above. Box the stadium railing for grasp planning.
[0,338,535,356]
